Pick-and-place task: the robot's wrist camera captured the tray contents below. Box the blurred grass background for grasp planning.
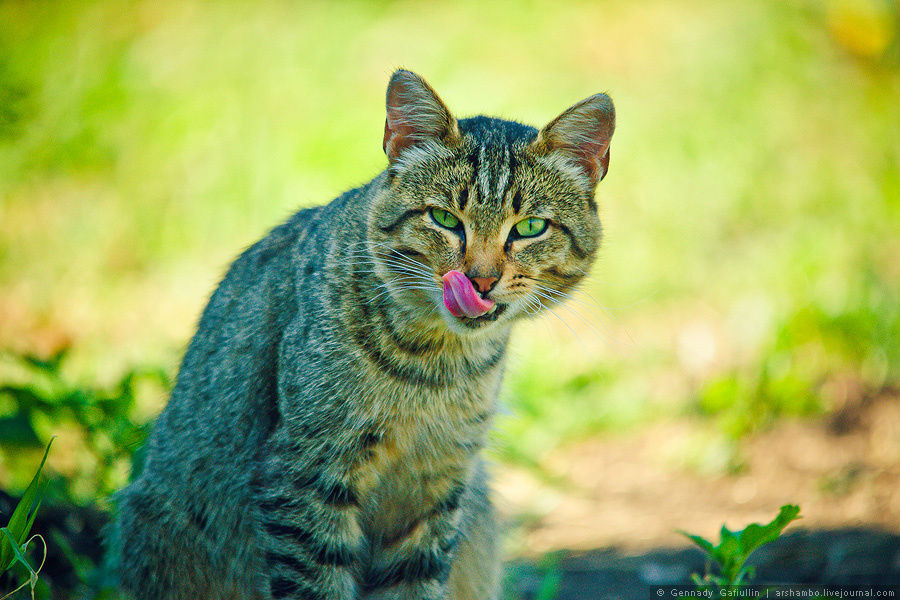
[0,0,898,587]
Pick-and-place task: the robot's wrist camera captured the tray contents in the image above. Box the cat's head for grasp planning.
[367,69,615,337]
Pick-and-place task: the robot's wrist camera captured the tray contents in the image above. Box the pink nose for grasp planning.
[470,276,498,294]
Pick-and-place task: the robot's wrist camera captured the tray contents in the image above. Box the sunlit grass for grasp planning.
[1,0,898,478]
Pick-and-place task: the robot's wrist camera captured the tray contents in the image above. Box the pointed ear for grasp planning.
[383,69,459,164]
[532,93,615,186]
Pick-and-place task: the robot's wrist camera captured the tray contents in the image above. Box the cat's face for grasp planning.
[367,71,615,337]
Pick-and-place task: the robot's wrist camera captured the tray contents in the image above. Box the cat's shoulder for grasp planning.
[215,177,380,293]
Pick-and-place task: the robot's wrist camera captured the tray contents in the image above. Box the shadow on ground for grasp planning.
[2,490,899,598]
[507,528,900,599]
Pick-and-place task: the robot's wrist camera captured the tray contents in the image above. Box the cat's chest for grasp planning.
[365,381,494,464]
[353,391,492,540]
[346,380,494,504]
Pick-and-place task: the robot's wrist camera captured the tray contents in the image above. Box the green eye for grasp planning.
[514,217,548,238]
[430,208,461,229]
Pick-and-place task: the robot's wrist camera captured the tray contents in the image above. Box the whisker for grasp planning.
[514,283,623,351]
[526,293,585,343]
[371,282,439,296]
[346,259,430,273]
[520,276,632,348]
[368,283,439,304]
[343,242,428,270]
[379,266,437,281]
[517,292,593,355]
[531,276,634,340]
[346,258,438,283]
[529,284,625,347]
[366,241,430,267]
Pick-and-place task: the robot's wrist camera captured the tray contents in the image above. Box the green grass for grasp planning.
[1,0,898,486]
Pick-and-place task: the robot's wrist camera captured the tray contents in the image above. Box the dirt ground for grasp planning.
[497,386,900,597]
[3,388,897,599]
[496,386,900,554]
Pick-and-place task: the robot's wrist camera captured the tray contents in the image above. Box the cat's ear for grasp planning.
[383,69,459,163]
[532,93,615,186]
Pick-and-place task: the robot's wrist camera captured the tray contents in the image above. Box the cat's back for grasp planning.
[111,184,374,599]
[146,182,375,470]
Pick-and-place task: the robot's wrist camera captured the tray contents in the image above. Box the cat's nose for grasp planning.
[470,276,499,294]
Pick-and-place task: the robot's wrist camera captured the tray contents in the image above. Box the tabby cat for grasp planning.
[109,69,615,600]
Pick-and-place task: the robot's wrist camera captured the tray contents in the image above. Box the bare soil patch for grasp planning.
[496,388,900,555]
[497,388,900,597]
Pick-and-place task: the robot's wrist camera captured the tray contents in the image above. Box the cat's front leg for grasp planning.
[364,483,466,600]
[254,449,363,600]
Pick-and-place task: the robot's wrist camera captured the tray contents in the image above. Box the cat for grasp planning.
[108,69,614,600]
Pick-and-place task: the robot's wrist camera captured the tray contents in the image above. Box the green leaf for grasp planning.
[535,565,561,600]
[735,565,756,586]
[20,348,68,373]
[0,384,52,411]
[678,530,716,555]
[22,496,43,548]
[1,527,36,576]
[738,504,801,557]
[715,525,741,568]
[0,413,42,447]
[0,527,44,597]
[1,438,52,571]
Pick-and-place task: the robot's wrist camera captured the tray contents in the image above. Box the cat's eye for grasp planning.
[513,217,548,238]
[430,208,461,230]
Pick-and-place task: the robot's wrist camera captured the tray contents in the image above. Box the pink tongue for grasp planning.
[442,270,495,318]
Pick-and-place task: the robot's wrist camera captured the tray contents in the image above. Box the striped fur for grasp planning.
[109,70,614,600]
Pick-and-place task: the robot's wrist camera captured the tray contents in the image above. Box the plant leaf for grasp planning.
[0,530,9,573]
[1,438,52,570]
[737,504,801,558]
[0,414,42,447]
[22,497,42,548]
[1,527,36,578]
[678,530,716,555]
[715,525,742,579]
[0,385,51,411]
[20,348,68,373]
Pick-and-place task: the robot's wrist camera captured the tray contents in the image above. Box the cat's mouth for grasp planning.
[455,302,507,328]
[439,270,508,329]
